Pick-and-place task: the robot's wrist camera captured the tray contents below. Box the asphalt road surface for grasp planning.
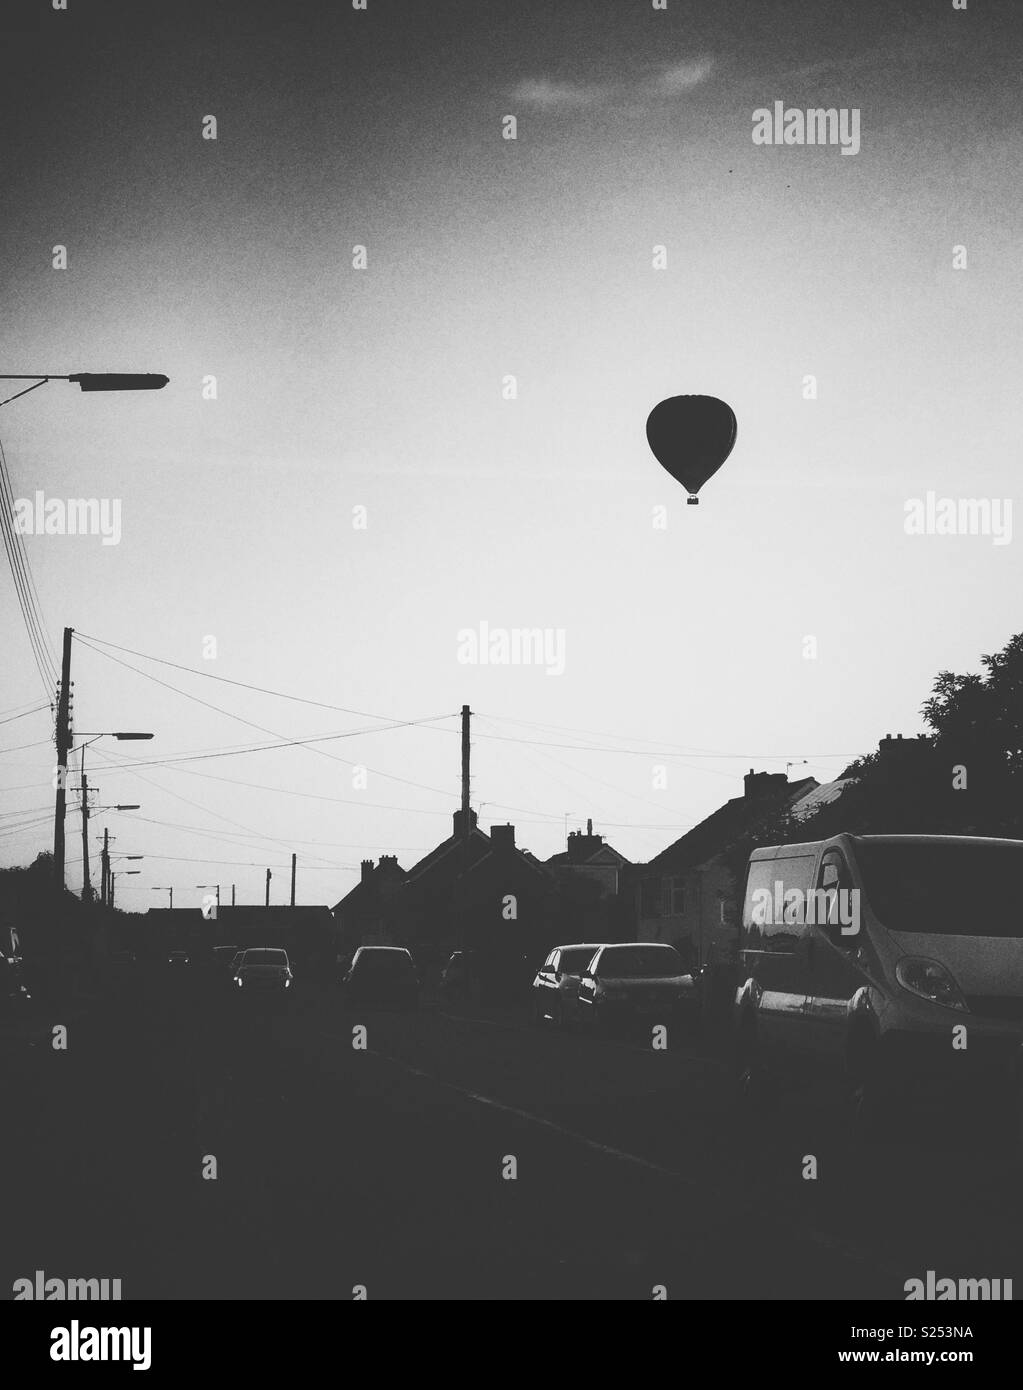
[3,966,1022,1300]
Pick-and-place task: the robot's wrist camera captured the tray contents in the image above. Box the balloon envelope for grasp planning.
[645,395,737,499]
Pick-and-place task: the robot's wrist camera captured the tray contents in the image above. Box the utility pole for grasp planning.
[80,751,92,903]
[460,703,471,835]
[101,828,109,907]
[53,626,73,887]
[265,869,271,906]
[290,853,296,907]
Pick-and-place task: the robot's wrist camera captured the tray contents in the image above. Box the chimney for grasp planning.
[360,859,373,883]
[490,823,516,851]
[452,807,478,838]
[567,821,604,863]
[744,768,788,800]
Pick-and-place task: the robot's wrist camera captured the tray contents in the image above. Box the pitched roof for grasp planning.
[404,826,492,884]
[646,777,818,872]
[545,842,630,867]
[790,778,856,820]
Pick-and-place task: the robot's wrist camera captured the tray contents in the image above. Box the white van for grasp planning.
[734,833,1023,1126]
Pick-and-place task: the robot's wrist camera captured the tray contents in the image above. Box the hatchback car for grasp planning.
[233,947,293,995]
[734,833,1023,1133]
[531,944,604,1026]
[576,943,697,1034]
[342,947,419,1010]
[166,950,190,967]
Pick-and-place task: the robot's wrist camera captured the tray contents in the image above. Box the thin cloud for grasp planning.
[509,78,605,110]
[509,60,716,113]
[655,58,716,95]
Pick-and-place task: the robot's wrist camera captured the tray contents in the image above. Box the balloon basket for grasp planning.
[686,495,699,506]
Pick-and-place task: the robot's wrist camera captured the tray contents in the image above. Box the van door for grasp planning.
[804,849,869,1076]
[743,853,816,1069]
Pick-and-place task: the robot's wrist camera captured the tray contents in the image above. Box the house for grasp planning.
[635,768,818,971]
[544,819,634,944]
[332,807,558,972]
[332,855,408,954]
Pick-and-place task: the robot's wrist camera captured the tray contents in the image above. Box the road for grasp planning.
[2,967,1022,1300]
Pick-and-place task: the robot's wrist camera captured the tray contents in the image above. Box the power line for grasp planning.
[74,634,459,789]
[0,738,54,756]
[75,629,456,727]
[0,703,49,727]
[0,433,59,696]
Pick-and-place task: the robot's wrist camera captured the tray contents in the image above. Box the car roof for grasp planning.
[551,943,604,952]
[750,833,1023,861]
[357,946,410,953]
[851,833,1023,849]
[598,941,678,951]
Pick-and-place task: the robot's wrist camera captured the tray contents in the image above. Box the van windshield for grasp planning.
[857,841,1023,937]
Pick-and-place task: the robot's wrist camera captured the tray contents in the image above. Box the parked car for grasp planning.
[576,943,698,1034]
[233,947,293,996]
[440,950,471,1000]
[0,954,32,1009]
[734,833,1023,1135]
[342,946,419,1010]
[166,951,190,967]
[530,943,604,1026]
[208,945,235,979]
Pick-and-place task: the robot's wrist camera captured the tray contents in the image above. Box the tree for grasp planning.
[922,632,1023,784]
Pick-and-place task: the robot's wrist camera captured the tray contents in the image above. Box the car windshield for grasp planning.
[857,841,1023,937]
[242,950,287,964]
[597,946,683,978]
[357,951,413,973]
[558,949,595,974]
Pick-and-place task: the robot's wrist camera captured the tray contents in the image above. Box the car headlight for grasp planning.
[235,977,243,987]
[284,978,291,987]
[896,956,968,1012]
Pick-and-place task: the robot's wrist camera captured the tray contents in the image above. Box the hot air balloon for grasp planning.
[645,395,737,504]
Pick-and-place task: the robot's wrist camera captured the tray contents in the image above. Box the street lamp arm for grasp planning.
[0,372,169,410]
[0,380,50,408]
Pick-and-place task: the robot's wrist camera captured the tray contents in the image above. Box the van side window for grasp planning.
[743,854,817,950]
[815,852,852,931]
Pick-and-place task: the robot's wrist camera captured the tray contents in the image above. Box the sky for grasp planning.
[1,0,1021,910]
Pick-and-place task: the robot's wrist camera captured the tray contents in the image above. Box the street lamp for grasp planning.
[0,373,169,410]
[109,869,141,909]
[152,887,173,910]
[71,735,152,902]
[105,852,144,908]
[0,368,166,884]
